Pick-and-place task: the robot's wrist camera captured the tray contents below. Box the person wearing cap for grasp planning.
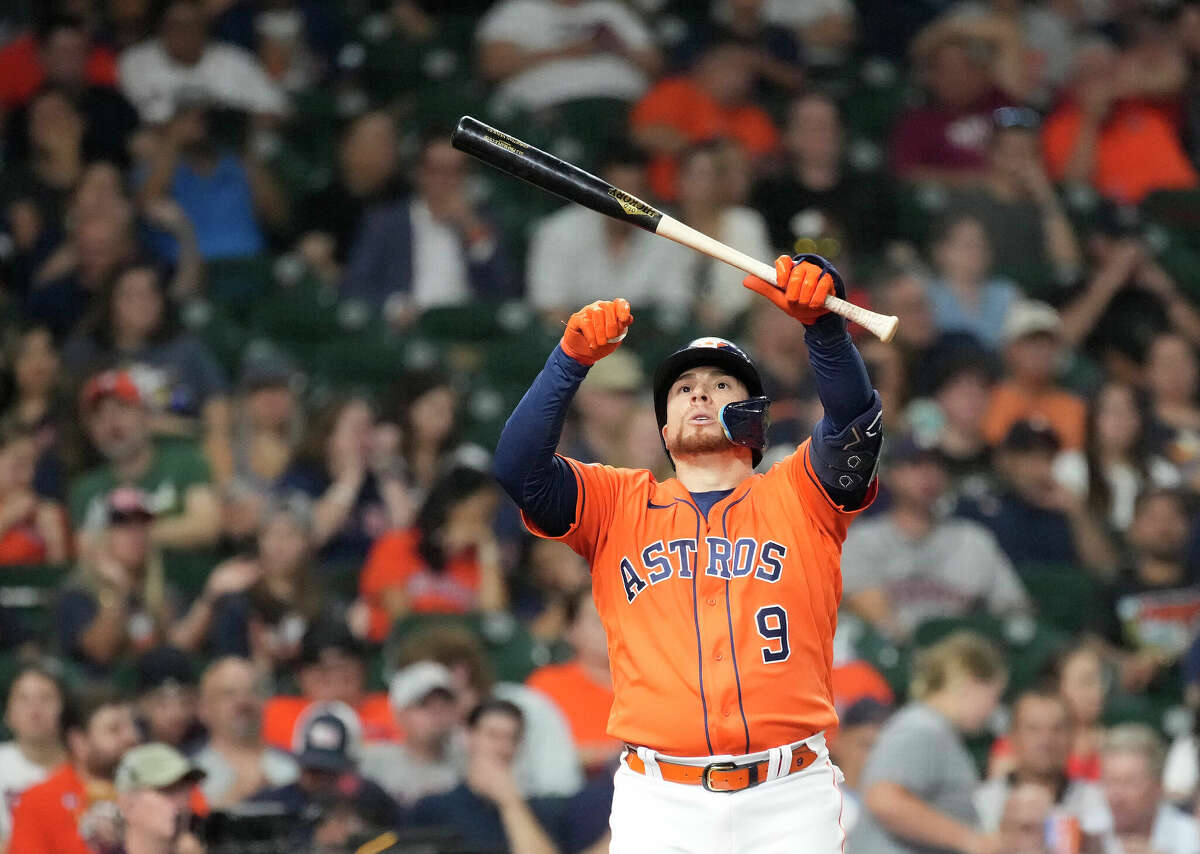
[493,253,881,852]
[958,419,1118,576]
[260,618,399,750]
[253,702,400,845]
[56,486,181,675]
[360,661,461,806]
[841,433,1031,643]
[132,646,203,752]
[70,368,220,591]
[357,465,507,644]
[191,656,298,808]
[114,742,206,854]
[9,686,141,854]
[980,299,1086,450]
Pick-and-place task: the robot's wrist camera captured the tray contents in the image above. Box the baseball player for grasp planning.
[494,254,882,853]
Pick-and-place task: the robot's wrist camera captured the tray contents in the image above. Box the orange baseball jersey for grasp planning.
[522,438,875,758]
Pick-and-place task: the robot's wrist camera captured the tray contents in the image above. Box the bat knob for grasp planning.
[607,331,627,344]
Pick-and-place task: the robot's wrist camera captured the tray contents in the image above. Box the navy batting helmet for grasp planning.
[652,337,770,467]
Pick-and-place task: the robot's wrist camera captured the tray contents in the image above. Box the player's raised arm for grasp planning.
[743,254,882,509]
[492,299,634,536]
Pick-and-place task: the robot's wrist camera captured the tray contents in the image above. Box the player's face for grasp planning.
[663,367,749,457]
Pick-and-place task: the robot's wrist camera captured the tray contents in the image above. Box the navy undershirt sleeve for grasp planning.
[493,346,588,537]
[803,320,873,433]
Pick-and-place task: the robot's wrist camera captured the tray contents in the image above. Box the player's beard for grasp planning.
[666,421,733,457]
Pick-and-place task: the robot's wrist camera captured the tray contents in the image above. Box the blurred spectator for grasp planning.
[759,0,856,68]
[193,656,298,809]
[358,466,506,644]
[509,538,591,642]
[63,260,228,474]
[1053,381,1180,534]
[841,435,1030,643]
[279,396,410,572]
[559,350,645,465]
[56,486,178,674]
[1049,642,1108,783]
[526,145,691,315]
[253,703,401,840]
[70,370,221,585]
[113,742,207,854]
[261,618,398,750]
[24,181,138,339]
[1043,37,1198,204]
[1183,1,1200,170]
[385,370,479,496]
[631,42,780,201]
[1164,712,1199,810]
[223,345,301,543]
[0,10,118,109]
[1144,333,1200,490]
[678,0,805,98]
[393,625,583,797]
[183,493,323,666]
[0,422,68,564]
[361,661,461,806]
[982,301,1086,450]
[926,356,997,489]
[133,645,202,751]
[293,110,405,278]
[744,301,820,451]
[1098,490,1200,694]
[890,21,1019,185]
[525,588,619,773]
[995,781,1055,854]
[476,0,661,113]
[410,698,565,853]
[118,0,287,124]
[751,91,895,258]
[0,664,66,847]
[1,326,68,500]
[925,213,1020,349]
[850,631,1007,854]
[211,0,342,92]
[673,140,774,323]
[944,107,1082,291]
[829,698,890,835]
[9,686,140,854]
[1100,724,1200,854]
[960,420,1117,575]
[341,132,516,318]
[136,99,289,261]
[974,689,1112,844]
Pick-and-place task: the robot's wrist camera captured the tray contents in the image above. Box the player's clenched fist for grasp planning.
[560,298,634,365]
[742,254,846,325]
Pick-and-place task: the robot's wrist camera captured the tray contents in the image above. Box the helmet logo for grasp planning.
[689,337,734,350]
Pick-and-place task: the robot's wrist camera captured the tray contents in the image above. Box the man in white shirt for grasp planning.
[0,665,66,846]
[527,145,693,314]
[191,657,297,808]
[975,689,1112,844]
[1101,724,1200,854]
[118,0,287,124]
[477,0,662,112]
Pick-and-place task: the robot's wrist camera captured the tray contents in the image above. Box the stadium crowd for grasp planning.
[0,0,1198,851]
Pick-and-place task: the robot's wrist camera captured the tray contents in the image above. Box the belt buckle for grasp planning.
[701,761,739,793]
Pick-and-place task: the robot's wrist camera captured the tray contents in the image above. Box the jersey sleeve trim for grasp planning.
[519,454,587,540]
[801,441,879,516]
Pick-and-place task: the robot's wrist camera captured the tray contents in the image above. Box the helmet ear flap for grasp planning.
[719,396,771,465]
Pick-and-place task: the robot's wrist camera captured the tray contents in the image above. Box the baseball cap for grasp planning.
[294,704,360,773]
[389,661,455,709]
[81,370,142,414]
[115,743,205,793]
[105,486,156,526]
[886,434,945,468]
[1000,418,1062,454]
[1002,300,1061,344]
[134,646,196,696]
[841,697,893,729]
[299,619,364,668]
[582,349,644,394]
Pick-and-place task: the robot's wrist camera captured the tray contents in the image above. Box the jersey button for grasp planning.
[707,598,716,606]
[714,652,723,661]
[722,710,731,718]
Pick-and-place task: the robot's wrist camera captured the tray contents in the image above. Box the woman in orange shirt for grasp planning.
[0,423,67,565]
[358,466,507,643]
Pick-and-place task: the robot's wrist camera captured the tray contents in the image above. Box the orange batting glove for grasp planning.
[560,298,634,366]
[742,254,844,325]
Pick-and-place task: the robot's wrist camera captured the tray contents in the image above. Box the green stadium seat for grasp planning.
[1014,562,1104,636]
[0,564,71,637]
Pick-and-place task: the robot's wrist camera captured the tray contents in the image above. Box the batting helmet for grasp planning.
[652,337,770,467]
